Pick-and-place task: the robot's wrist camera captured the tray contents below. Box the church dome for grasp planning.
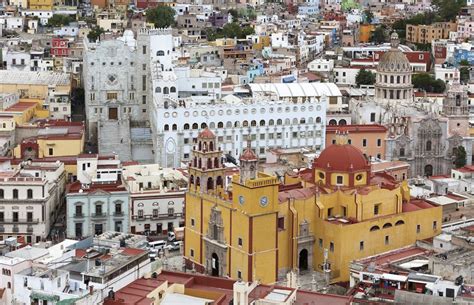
[198,128,215,139]
[377,33,411,73]
[314,142,369,172]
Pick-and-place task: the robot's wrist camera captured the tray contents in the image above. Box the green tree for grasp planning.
[355,69,376,86]
[371,26,387,44]
[364,9,374,24]
[460,66,470,83]
[222,22,241,38]
[87,26,105,42]
[228,9,238,20]
[432,0,466,21]
[412,73,446,93]
[454,146,467,168]
[460,59,470,66]
[146,6,176,28]
[47,14,72,27]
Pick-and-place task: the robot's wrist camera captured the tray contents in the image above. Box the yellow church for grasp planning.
[184,129,442,284]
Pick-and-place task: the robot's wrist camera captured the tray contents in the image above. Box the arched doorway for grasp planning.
[299,249,308,271]
[211,253,219,276]
[424,164,433,177]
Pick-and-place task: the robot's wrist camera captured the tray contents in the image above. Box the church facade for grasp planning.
[184,128,442,284]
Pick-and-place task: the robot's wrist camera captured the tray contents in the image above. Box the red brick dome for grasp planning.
[314,143,369,172]
[198,128,215,139]
[240,147,258,161]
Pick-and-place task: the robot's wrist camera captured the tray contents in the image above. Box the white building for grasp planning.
[308,59,334,73]
[0,161,65,244]
[150,83,333,168]
[122,164,187,236]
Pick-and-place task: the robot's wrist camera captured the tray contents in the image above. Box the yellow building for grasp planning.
[359,24,374,43]
[406,22,457,44]
[184,129,442,284]
[29,0,53,10]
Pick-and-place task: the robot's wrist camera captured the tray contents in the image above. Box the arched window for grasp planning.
[163,87,169,94]
[300,118,306,124]
[170,87,176,93]
[184,123,190,130]
[395,220,405,226]
[339,119,347,125]
[328,119,337,125]
[390,75,394,83]
[201,123,207,129]
[243,120,249,127]
[397,76,400,83]
[426,140,432,151]
[226,121,232,128]
[234,121,240,127]
[209,122,215,129]
[190,175,194,185]
[196,177,200,186]
[156,50,165,56]
[207,158,212,169]
[172,124,177,131]
[456,94,461,106]
[400,147,405,157]
[383,223,392,229]
[259,120,265,126]
[214,157,219,168]
[251,120,256,127]
[207,177,214,190]
[316,117,322,123]
[218,122,224,128]
[13,189,18,199]
[192,123,198,130]
[370,225,380,232]
[209,141,214,151]
[269,119,274,126]
[27,189,33,199]
[155,87,161,93]
[277,119,282,125]
[292,118,298,125]
[164,124,169,131]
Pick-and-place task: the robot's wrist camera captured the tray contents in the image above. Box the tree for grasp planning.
[364,9,374,24]
[460,59,470,66]
[460,67,470,84]
[432,0,466,21]
[228,9,238,20]
[87,26,105,42]
[371,26,387,44]
[355,69,376,86]
[454,146,467,168]
[146,6,176,28]
[47,14,72,27]
[412,73,446,93]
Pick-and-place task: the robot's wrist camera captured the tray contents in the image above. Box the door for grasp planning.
[157,223,163,234]
[299,249,308,271]
[109,107,118,120]
[211,253,219,276]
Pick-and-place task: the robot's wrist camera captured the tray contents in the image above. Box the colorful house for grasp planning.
[184,129,442,283]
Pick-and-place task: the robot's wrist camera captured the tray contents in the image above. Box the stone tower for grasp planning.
[443,70,470,137]
[239,140,258,183]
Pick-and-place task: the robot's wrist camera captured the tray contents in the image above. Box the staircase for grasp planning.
[98,118,132,161]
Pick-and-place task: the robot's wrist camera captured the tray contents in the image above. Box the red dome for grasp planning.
[314,144,369,172]
[198,128,215,139]
[240,147,258,161]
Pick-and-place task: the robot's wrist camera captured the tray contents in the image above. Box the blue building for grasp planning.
[298,4,319,16]
[246,62,264,83]
[454,48,474,66]
[66,182,130,238]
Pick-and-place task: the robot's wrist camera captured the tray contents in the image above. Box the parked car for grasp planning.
[164,241,182,252]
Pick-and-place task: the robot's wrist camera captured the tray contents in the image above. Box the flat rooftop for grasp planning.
[0,70,71,86]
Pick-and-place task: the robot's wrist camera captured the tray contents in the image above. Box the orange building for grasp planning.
[326,125,387,160]
[359,24,375,43]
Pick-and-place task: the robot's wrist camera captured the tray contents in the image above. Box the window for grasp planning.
[191,218,195,227]
[370,113,376,122]
[433,221,437,230]
[13,189,18,199]
[142,63,146,71]
[342,206,347,217]
[138,210,144,218]
[360,241,364,251]
[417,224,421,233]
[237,270,242,279]
[107,92,118,100]
[168,208,174,216]
[336,176,343,185]
[377,139,381,147]
[278,217,284,230]
[426,140,432,151]
[330,242,334,252]
[27,189,33,199]
[374,204,380,215]
[190,249,194,257]
[12,212,18,222]
[27,212,33,222]
[142,45,147,54]
[95,204,102,215]
[115,203,122,215]
[75,205,82,216]
[0,212,4,222]
[49,148,54,156]
[0,189,4,199]
[385,235,389,245]
[142,75,147,91]
[142,95,147,104]
[319,238,323,248]
[362,139,367,147]
[152,209,159,218]
[328,208,333,217]
[238,237,243,246]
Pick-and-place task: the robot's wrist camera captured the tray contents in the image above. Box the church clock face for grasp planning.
[238,195,245,205]
[259,196,269,207]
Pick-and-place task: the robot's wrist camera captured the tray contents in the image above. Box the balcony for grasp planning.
[91,213,106,218]
[74,213,84,218]
[12,226,19,233]
[0,218,40,224]
[113,211,124,217]
[27,226,34,233]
